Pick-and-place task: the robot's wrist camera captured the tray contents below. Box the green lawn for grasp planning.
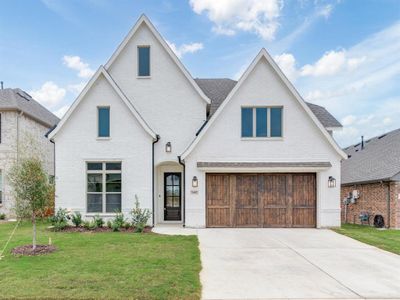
[333,223,400,255]
[0,221,201,299]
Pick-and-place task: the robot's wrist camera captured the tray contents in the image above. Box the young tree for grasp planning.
[8,156,52,250]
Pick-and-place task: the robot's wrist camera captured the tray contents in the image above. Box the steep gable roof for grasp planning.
[0,88,59,127]
[194,78,342,128]
[182,49,347,160]
[48,66,156,140]
[342,128,400,184]
[105,14,210,104]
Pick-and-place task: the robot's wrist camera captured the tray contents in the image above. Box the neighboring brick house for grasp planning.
[341,129,400,228]
[0,88,59,217]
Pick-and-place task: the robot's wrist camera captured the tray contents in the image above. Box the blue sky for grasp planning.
[1,0,400,147]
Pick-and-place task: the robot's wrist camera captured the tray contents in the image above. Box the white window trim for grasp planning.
[241,106,284,139]
[86,162,121,213]
[137,45,151,78]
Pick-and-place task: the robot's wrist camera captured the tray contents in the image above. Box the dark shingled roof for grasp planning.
[194,78,342,128]
[0,88,59,127]
[342,128,400,185]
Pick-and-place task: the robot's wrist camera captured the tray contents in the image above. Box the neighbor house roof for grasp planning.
[0,88,59,127]
[342,128,400,185]
[194,78,342,128]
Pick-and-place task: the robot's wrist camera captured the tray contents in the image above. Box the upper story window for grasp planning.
[98,107,110,138]
[138,46,150,77]
[241,107,283,138]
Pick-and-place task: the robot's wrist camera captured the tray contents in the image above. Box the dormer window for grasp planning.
[138,46,150,77]
[98,107,110,138]
[241,107,283,138]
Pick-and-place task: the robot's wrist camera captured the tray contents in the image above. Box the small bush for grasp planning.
[71,212,82,227]
[131,195,151,233]
[110,213,125,232]
[107,220,112,228]
[83,220,97,230]
[49,208,69,231]
[93,214,104,228]
[0,213,6,220]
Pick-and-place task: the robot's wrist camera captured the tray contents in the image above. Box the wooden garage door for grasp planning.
[206,173,316,228]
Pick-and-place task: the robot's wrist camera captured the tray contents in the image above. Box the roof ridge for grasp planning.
[343,127,400,149]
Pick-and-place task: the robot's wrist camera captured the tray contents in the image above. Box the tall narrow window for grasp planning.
[256,108,268,137]
[270,107,282,137]
[87,162,121,213]
[241,108,253,137]
[138,46,150,76]
[98,107,110,137]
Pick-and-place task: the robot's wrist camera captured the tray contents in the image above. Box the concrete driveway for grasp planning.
[198,228,400,300]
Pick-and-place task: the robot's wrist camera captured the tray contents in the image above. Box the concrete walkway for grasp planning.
[198,228,400,300]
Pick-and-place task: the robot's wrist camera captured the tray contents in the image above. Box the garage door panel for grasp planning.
[236,208,259,227]
[206,174,231,227]
[293,208,316,227]
[263,208,287,227]
[206,173,316,228]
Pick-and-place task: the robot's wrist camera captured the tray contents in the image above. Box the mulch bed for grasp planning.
[53,226,152,233]
[11,244,57,256]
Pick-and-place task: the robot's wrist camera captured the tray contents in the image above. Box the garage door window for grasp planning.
[241,107,283,138]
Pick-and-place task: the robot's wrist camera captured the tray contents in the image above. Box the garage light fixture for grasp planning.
[165,142,171,153]
[192,176,198,188]
[328,176,336,188]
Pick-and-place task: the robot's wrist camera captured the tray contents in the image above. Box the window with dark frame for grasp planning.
[241,107,283,138]
[87,162,121,213]
[138,46,150,76]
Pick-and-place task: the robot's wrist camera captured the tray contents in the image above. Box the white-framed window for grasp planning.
[241,106,283,138]
[86,162,121,213]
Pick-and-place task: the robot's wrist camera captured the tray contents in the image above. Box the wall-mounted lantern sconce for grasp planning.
[192,176,198,188]
[165,142,171,153]
[328,176,336,188]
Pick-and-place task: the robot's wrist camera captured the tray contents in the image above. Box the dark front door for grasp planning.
[164,173,181,221]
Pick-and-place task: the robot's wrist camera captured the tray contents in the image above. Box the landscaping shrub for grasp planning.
[131,195,151,233]
[93,214,104,228]
[0,213,6,220]
[49,208,70,231]
[110,213,125,232]
[83,220,97,230]
[71,212,82,227]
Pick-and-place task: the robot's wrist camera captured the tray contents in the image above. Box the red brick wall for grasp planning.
[341,181,400,228]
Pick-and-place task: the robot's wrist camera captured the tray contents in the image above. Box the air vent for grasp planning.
[348,155,352,158]
[378,134,387,139]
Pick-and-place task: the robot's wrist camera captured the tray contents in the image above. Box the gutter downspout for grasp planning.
[178,156,185,228]
[152,135,160,227]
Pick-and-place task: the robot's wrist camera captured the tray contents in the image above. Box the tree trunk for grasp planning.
[32,213,36,251]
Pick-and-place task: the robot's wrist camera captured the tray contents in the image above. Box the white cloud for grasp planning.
[341,115,356,126]
[274,53,297,81]
[53,105,70,118]
[190,0,283,40]
[301,50,347,76]
[67,82,87,95]
[62,55,95,78]
[317,4,333,19]
[30,81,66,108]
[167,41,204,58]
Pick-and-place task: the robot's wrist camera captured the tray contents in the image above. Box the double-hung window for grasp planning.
[138,46,150,77]
[241,107,283,138]
[87,162,121,213]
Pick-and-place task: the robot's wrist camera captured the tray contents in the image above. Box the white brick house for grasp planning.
[49,15,346,228]
[0,88,59,216]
